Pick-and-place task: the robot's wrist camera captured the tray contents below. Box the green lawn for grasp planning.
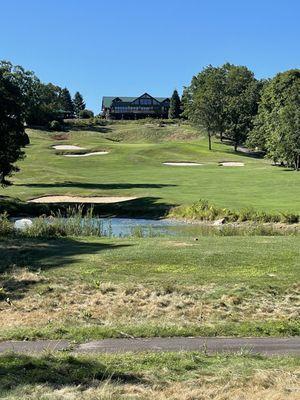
[1,121,300,214]
[1,235,299,340]
[1,352,299,399]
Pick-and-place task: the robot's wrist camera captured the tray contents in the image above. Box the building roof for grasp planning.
[102,94,169,108]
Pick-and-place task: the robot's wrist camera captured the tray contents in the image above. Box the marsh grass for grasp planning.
[2,210,298,240]
[170,199,300,224]
[1,207,110,238]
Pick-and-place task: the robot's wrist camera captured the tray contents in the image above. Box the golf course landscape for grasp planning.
[1,121,300,398]
[2,1,300,396]
[2,120,300,215]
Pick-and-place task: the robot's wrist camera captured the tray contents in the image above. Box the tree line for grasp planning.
[1,59,300,187]
[0,60,93,186]
[0,61,91,127]
[182,63,300,170]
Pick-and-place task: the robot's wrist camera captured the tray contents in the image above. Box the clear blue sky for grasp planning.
[1,0,299,113]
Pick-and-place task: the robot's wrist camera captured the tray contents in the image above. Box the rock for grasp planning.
[14,218,33,230]
[213,218,226,226]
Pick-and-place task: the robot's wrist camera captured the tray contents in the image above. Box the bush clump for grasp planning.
[79,109,94,119]
[49,120,63,131]
[0,213,14,236]
[169,199,299,224]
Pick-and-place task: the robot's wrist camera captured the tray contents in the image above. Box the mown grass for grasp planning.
[1,352,299,399]
[0,235,299,341]
[1,121,300,216]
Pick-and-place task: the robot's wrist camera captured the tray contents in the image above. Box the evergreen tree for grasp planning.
[73,91,85,117]
[60,88,74,114]
[0,67,29,186]
[168,89,181,119]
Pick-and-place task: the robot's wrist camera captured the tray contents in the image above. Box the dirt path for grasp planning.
[1,337,299,356]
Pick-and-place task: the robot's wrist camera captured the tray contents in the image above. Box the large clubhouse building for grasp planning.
[102,93,170,119]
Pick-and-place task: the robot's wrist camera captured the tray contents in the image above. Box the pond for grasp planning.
[12,216,299,237]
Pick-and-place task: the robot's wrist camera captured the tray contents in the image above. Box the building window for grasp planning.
[140,98,152,105]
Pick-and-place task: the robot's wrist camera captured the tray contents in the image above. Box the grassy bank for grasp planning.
[1,122,300,217]
[1,235,299,341]
[1,352,299,399]
[170,199,300,223]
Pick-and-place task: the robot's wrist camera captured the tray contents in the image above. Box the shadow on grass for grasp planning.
[0,196,177,218]
[67,126,113,134]
[0,237,131,300]
[0,353,143,391]
[219,140,265,159]
[18,182,177,190]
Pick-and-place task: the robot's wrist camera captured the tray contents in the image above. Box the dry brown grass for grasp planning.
[3,369,300,399]
[1,277,299,330]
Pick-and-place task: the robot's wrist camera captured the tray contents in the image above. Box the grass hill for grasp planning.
[1,120,299,216]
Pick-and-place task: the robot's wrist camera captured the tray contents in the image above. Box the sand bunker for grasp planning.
[28,196,138,204]
[52,145,86,150]
[220,162,244,167]
[64,151,109,157]
[163,162,203,166]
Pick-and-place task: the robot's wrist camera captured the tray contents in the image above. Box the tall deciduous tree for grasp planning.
[0,61,69,126]
[247,70,300,169]
[73,92,86,117]
[0,60,41,124]
[183,65,226,150]
[168,89,181,119]
[222,64,261,151]
[183,63,260,151]
[0,68,29,186]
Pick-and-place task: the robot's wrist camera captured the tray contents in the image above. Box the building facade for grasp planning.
[102,93,170,119]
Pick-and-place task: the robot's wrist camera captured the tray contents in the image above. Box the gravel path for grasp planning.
[1,337,299,356]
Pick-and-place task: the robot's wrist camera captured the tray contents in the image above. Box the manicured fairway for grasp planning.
[2,121,300,213]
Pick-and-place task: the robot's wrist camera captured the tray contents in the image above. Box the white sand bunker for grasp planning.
[52,145,86,150]
[163,162,203,166]
[220,162,244,167]
[28,196,138,204]
[64,151,109,157]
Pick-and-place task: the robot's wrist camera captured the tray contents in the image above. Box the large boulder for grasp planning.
[14,218,33,230]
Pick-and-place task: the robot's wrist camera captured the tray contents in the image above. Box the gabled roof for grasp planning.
[102,93,170,108]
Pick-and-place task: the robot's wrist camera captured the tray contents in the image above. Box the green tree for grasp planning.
[222,64,260,151]
[0,60,41,124]
[247,70,300,169]
[79,109,94,119]
[27,82,64,125]
[0,60,66,126]
[60,88,74,115]
[168,89,181,119]
[0,68,29,186]
[184,63,260,151]
[73,92,86,117]
[184,65,226,150]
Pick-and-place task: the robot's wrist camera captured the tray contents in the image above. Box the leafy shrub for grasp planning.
[169,199,299,224]
[79,109,94,119]
[280,213,299,224]
[0,212,13,236]
[49,120,62,131]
